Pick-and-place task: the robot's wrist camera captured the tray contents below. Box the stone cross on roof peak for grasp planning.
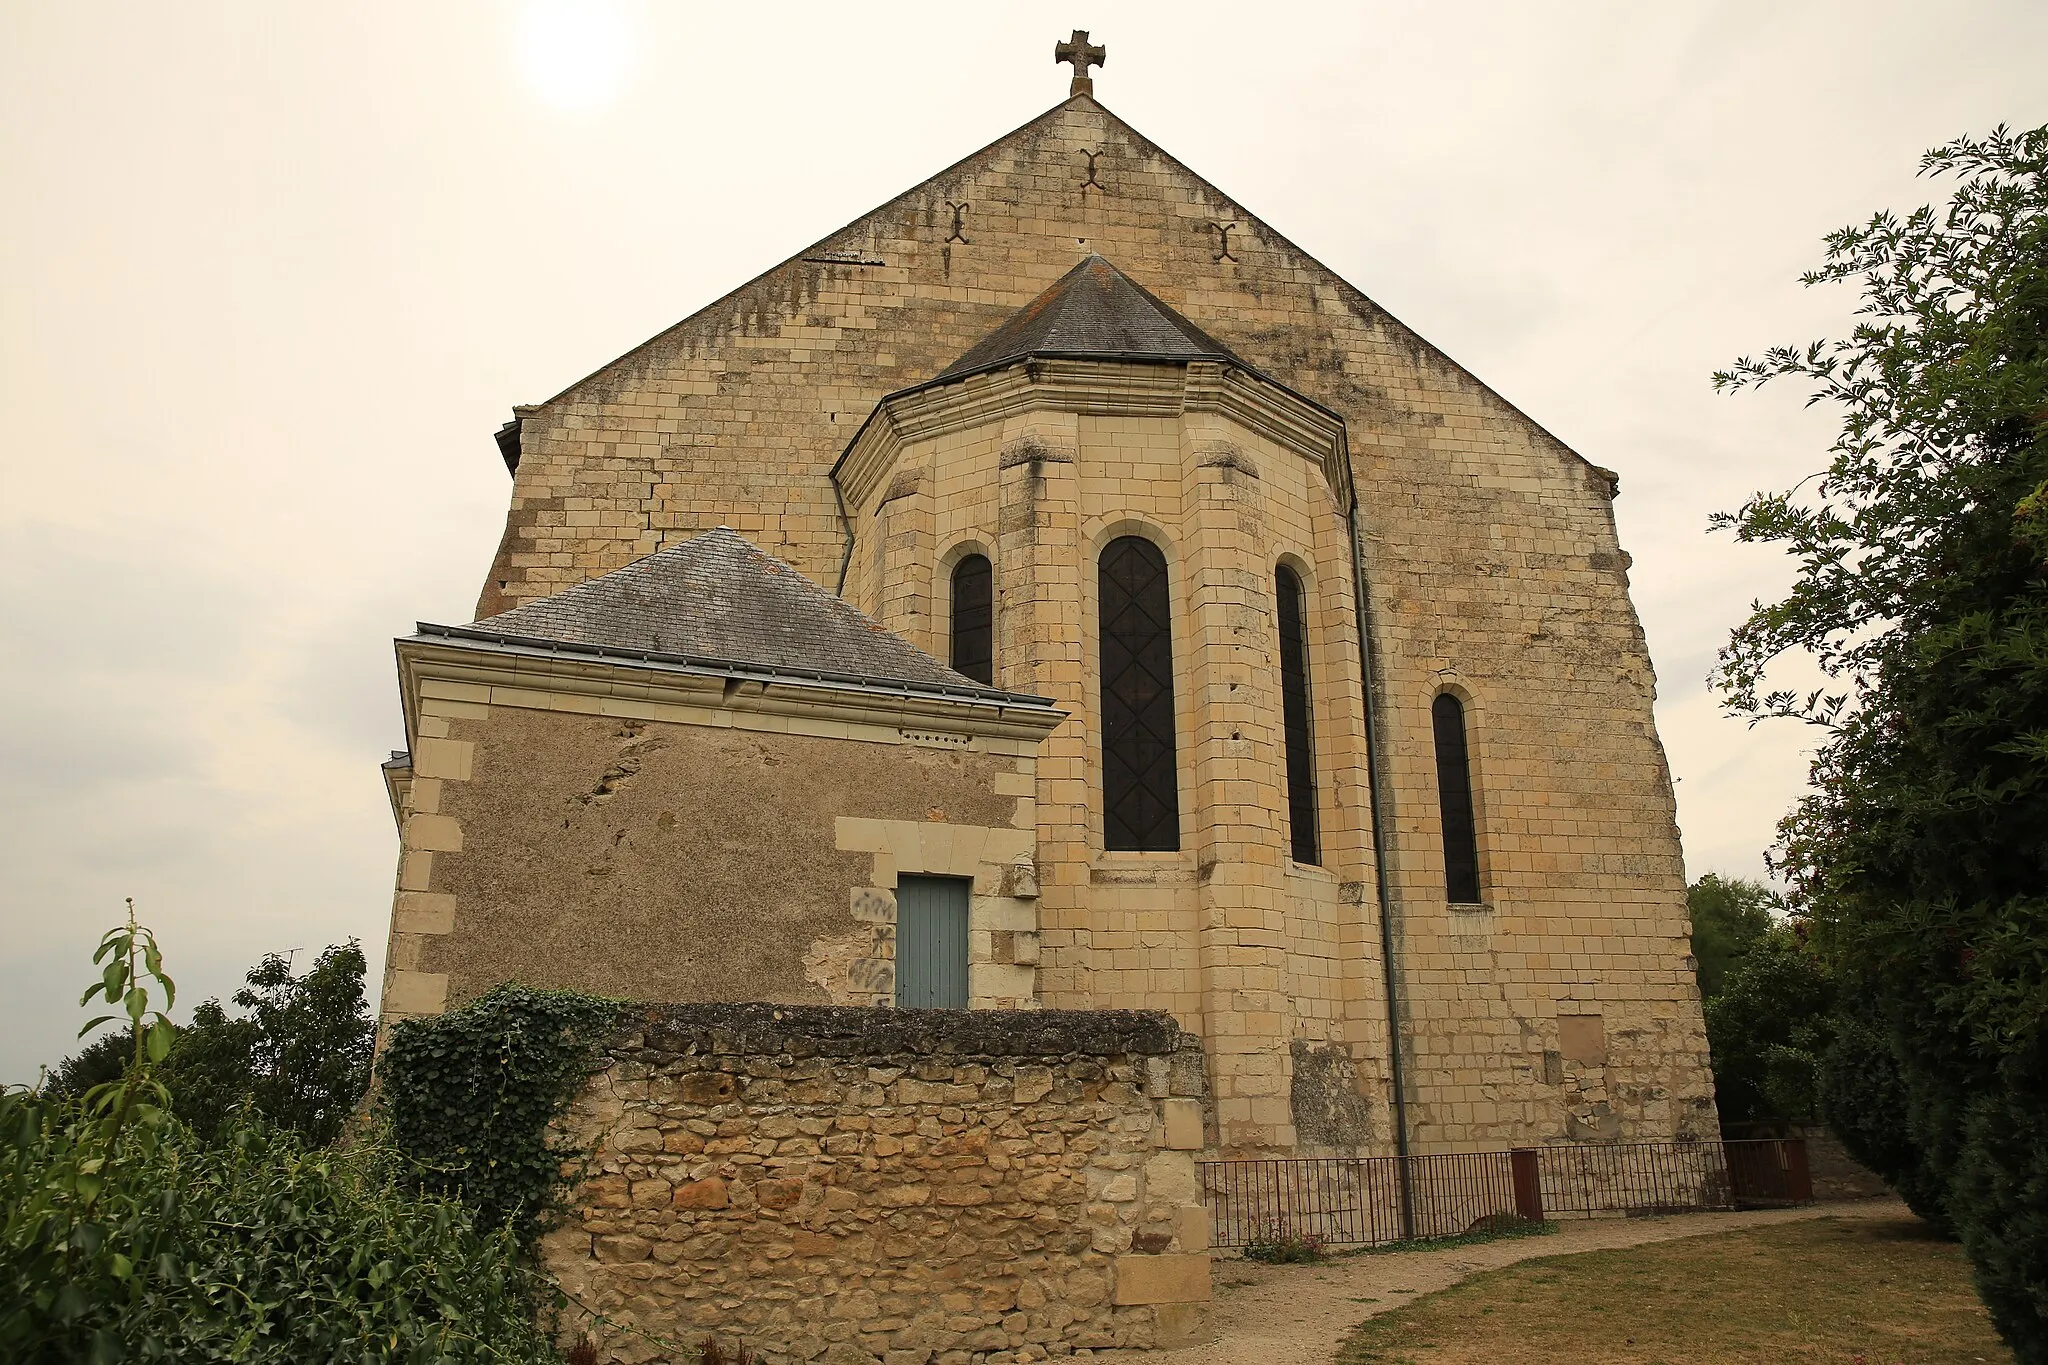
[1054,29,1105,98]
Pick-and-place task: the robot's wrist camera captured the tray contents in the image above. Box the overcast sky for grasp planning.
[4,1,2045,1084]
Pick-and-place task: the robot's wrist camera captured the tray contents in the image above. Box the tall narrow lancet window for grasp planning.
[1275,565,1320,865]
[949,553,994,685]
[1099,536,1179,851]
[1432,692,1482,903]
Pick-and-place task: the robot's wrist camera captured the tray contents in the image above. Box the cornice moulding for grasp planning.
[833,359,1351,513]
[393,638,1068,754]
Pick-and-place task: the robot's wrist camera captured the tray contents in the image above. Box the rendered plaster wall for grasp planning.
[463,94,1716,1152]
[543,1003,1213,1365]
[379,675,1044,1026]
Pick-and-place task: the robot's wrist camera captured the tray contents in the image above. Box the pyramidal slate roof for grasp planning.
[425,527,1038,702]
[934,255,1245,383]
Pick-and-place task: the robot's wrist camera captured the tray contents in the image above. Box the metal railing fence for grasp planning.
[1199,1138,1812,1250]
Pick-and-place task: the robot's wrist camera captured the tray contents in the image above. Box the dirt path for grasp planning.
[1090,1198,1911,1365]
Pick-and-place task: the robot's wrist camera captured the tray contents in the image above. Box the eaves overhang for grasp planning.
[392,626,1067,755]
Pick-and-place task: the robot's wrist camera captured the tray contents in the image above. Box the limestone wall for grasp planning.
[542,1003,1214,1364]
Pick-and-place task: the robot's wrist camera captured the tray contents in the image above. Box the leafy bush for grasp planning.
[1241,1219,1328,1264]
[378,985,624,1244]
[3,909,565,1363]
[0,1093,561,1363]
[1817,1010,1952,1232]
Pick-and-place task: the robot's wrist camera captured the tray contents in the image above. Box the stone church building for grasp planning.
[376,54,1718,1160]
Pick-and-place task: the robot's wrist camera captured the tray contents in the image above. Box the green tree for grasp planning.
[1687,873,1783,999]
[1702,924,1833,1124]
[231,942,375,1146]
[157,998,257,1142]
[1713,123,2048,1360]
[38,1032,135,1102]
[164,942,374,1146]
[52,939,378,1146]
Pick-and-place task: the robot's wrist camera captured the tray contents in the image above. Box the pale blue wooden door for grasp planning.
[895,876,969,1009]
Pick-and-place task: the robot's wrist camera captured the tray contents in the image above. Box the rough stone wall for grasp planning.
[381,669,1044,1026]
[542,1003,1214,1364]
[468,94,1715,1151]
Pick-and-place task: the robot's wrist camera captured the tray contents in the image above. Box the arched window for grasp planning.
[1275,565,1320,865]
[1432,692,1482,903]
[950,553,993,685]
[1099,536,1179,851]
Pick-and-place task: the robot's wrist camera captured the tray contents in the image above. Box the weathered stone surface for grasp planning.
[1161,1098,1203,1151]
[1112,1254,1213,1306]
[671,1177,729,1209]
[547,1008,1211,1360]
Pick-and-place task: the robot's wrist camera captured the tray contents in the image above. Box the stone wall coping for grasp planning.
[617,1001,1189,1060]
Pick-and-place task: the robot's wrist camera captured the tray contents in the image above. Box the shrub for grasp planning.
[1242,1220,1329,1264]
[1712,122,2048,1359]
[4,909,562,1363]
[0,1091,561,1362]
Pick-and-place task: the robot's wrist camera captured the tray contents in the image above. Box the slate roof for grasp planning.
[934,255,1247,383]
[432,527,1041,703]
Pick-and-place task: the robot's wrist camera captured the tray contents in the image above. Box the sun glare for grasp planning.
[515,0,633,112]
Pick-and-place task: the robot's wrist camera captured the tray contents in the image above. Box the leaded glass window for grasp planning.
[1100,536,1179,851]
[950,553,993,685]
[1276,564,1320,865]
[1432,692,1482,903]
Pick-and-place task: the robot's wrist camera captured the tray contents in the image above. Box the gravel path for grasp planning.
[1093,1197,1911,1365]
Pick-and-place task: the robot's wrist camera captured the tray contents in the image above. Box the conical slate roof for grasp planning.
[933,255,1245,382]
[444,527,1018,698]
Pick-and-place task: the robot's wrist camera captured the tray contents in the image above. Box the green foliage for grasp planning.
[4,911,561,1363]
[158,1000,258,1144]
[0,1091,560,1363]
[170,942,375,1146]
[1686,874,1783,999]
[51,939,377,1149]
[1714,122,2048,1361]
[378,985,625,1244]
[40,1033,136,1102]
[1702,926,1834,1124]
[1241,1219,1329,1263]
[73,903,179,1149]
[1818,1011,1954,1233]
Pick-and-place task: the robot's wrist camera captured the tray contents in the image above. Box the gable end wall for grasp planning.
[470,97,1715,1152]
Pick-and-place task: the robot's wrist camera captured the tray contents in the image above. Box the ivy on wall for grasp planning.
[378,985,625,1245]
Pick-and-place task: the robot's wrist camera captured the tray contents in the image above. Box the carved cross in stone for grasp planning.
[1054,30,1106,98]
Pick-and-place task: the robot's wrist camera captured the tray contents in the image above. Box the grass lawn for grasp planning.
[1335,1216,2011,1365]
